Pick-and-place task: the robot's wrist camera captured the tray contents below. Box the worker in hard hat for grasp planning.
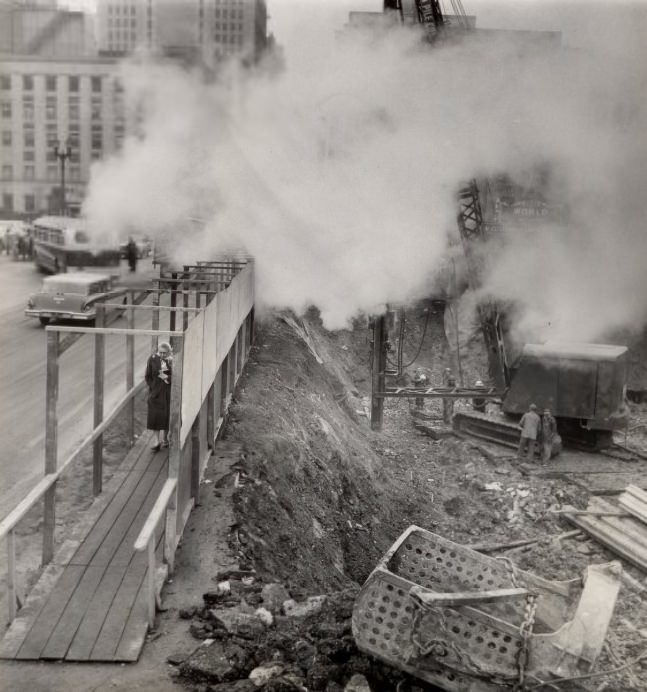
[443,368,456,423]
[540,408,557,463]
[412,368,428,410]
[471,380,487,413]
[518,403,541,461]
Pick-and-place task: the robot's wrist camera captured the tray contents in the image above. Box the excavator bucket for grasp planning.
[352,526,621,691]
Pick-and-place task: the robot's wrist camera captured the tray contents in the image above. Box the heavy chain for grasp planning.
[514,593,538,692]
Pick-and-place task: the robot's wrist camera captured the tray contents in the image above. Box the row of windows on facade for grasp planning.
[1,75,114,93]
[2,128,120,151]
[1,193,76,213]
[2,164,84,181]
[107,5,137,15]
[1,97,123,122]
[107,17,137,28]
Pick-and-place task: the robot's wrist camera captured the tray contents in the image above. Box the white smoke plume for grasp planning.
[83,13,647,335]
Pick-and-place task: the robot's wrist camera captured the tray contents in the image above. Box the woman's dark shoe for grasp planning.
[151,443,161,452]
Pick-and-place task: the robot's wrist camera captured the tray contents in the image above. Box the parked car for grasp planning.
[25,272,124,326]
[119,234,152,259]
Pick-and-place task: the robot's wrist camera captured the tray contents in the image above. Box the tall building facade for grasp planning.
[96,0,269,66]
[0,58,127,216]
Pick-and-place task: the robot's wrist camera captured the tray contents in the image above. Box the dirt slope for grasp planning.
[174,308,647,691]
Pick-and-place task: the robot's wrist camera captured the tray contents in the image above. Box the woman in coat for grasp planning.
[145,341,173,451]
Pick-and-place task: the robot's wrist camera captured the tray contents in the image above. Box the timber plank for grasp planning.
[114,572,150,661]
[15,565,85,660]
[65,566,127,661]
[41,565,105,659]
[88,453,167,567]
[71,449,163,566]
[0,563,66,659]
[109,461,168,567]
[89,561,147,661]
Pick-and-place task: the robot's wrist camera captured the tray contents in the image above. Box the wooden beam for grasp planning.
[93,306,106,496]
[126,296,135,447]
[43,330,59,565]
[133,478,178,552]
[151,291,160,352]
[371,315,387,431]
[102,303,201,313]
[168,338,183,478]
[47,326,183,337]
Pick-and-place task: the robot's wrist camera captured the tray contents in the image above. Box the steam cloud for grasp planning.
[83,16,647,336]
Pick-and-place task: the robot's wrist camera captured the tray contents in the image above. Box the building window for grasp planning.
[2,194,13,212]
[46,96,57,120]
[25,194,35,212]
[47,165,57,180]
[46,75,57,91]
[24,150,35,162]
[23,97,34,121]
[69,97,80,120]
[2,164,12,179]
[24,125,35,148]
[24,165,35,180]
[91,124,103,151]
[91,96,102,120]
[1,101,11,118]
[23,75,33,90]
[2,131,11,146]
[46,123,58,147]
[0,75,10,90]
[69,166,81,181]
[69,76,79,92]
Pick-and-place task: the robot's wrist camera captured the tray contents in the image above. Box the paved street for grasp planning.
[0,255,159,520]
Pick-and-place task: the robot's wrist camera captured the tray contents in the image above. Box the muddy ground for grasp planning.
[172,306,647,691]
[4,304,647,692]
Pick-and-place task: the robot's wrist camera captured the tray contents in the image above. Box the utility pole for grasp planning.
[370,314,388,431]
[53,139,72,216]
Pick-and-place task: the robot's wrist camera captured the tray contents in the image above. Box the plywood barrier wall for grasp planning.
[180,263,254,445]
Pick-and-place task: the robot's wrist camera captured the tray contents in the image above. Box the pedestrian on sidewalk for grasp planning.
[145,341,173,451]
[126,237,138,272]
[518,403,540,460]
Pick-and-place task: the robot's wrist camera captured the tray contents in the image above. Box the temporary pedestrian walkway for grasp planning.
[0,434,167,662]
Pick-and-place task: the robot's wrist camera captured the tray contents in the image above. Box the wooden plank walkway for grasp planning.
[0,434,168,662]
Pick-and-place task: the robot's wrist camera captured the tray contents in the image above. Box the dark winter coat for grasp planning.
[145,353,172,431]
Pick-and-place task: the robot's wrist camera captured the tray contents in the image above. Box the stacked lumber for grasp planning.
[563,487,647,572]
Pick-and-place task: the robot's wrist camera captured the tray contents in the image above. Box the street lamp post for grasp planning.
[53,139,72,216]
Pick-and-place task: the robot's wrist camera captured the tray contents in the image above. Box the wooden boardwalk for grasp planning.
[0,434,167,662]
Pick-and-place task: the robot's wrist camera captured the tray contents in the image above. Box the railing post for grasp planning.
[146,538,156,629]
[126,293,135,447]
[42,329,59,565]
[169,272,177,332]
[183,289,189,331]
[7,529,22,623]
[166,336,183,560]
[93,305,106,496]
[151,291,160,352]
[221,354,229,412]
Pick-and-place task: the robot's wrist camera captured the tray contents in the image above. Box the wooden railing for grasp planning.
[134,478,177,629]
[1,261,253,627]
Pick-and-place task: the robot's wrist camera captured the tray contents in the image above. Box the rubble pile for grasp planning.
[172,312,647,691]
[173,572,431,691]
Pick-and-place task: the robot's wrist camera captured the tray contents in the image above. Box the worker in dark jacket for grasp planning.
[518,403,540,460]
[443,368,456,423]
[145,341,173,451]
[412,369,427,410]
[540,408,557,462]
[471,380,487,413]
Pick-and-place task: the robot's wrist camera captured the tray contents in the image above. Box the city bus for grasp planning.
[31,216,121,274]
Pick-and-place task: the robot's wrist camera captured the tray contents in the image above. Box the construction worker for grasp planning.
[442,368,456,423]
[518,403,541,461]
[540,408,557,463]
[472,380,487,413]
[412,369,427,410]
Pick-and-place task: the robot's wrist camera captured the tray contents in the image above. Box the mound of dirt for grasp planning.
[175,309,647,692]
